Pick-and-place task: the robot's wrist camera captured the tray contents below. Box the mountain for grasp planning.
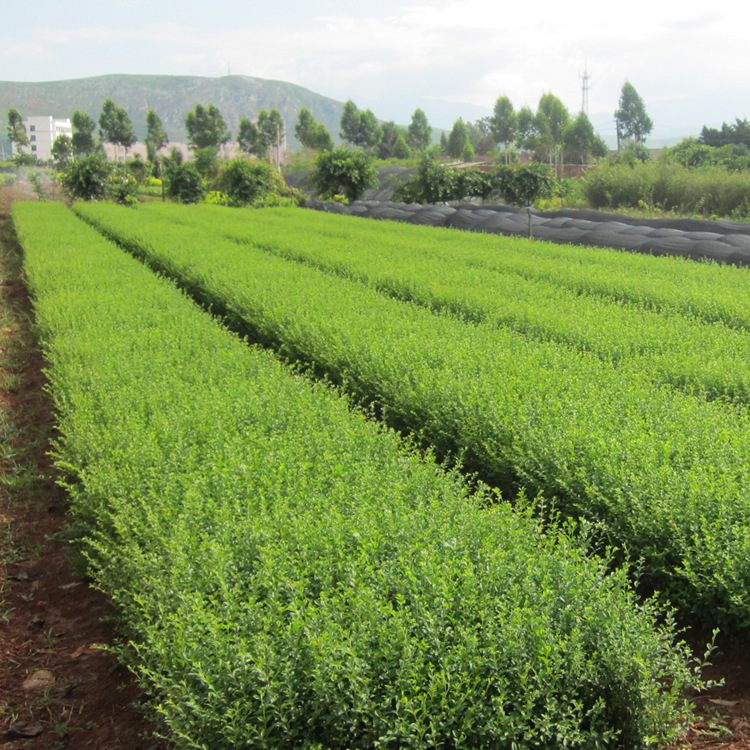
[0,74,347,150]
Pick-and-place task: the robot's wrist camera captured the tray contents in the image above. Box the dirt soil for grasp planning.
[0,187,749,749]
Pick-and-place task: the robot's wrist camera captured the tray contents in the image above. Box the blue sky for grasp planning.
[3,0,749,142]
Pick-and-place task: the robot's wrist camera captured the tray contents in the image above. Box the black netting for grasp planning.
[301,198,750,268]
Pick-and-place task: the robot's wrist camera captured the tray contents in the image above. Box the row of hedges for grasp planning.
[14,200,707,748]
[167,204,750,406]
[77,201,750,632]
[582,161,750,218]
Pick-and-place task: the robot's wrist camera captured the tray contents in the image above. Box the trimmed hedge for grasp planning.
[75,202,750,632]
[13,200,706,748]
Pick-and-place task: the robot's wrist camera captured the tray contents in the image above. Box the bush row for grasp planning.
[582,161,750,218]
[14,201,707,748]
[141,204,750,407]
[76,201,750,631]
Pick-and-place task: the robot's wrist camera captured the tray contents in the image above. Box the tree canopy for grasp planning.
[563,111,608,164]
[339,100,382,152]
[71,110,98,157]
[406,108,431,152]
[447,119,472,160]
[185,104,230,151]
[98,98,136,160]
[615,82,653,146]
[700,118,750,149]
[295,108,333,152]
[145,109,169,163]
[238,109,285,167]
[7,108,28,149]
[490,96,517,161]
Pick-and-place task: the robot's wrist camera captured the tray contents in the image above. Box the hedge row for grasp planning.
[76,201,750,631]
[13,201,707,748]
[136,204,750,407]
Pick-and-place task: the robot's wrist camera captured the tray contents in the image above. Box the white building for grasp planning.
[12,115,73,161]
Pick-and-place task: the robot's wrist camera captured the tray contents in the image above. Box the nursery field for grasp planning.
[10,200,750,748]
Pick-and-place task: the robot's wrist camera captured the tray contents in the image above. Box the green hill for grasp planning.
[0,73,347,150]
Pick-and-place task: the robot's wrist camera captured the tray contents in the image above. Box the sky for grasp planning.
[3,0,749,144]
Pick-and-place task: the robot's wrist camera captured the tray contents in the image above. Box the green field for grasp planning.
[76,202,750,631]
[14,200,739,748]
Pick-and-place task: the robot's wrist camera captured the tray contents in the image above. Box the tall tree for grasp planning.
[339,100,381,152]
[536,93,570,168]
[294,108,333,151]
[257,109,285,169]
[563,111,607,164]
[99,98,136,161]
[615,81,653,148]
[447,119,471,160]
[490,96,517,163]
[467,120,495,156]
[515,106,537,151]
[71,110,98,157]
[378,121,404,159]
[185,103,230,151]
[238,117,266,158]
[406,108,431,152]
[51,134,73,166]
[7,108,28,152]
[145,109,169,163]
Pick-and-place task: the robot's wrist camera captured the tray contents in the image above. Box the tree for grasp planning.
[490,96,517,163]
[699,118,750,149]
[51,134,73,166]
[339,100,381,152]
[295,108,333,152]
[378,121,403,159]
[257,109,285,169]
[394,155,496,203]
[145,109,169,163]
[615,81,653,148]
[447,119,470,159]
[467,120,496,157]
[238,110,286,168]
[238,117,265,157]
[406,108,431,152]
[71,111,98,157]
[311,147,377,201]
[392,135,412,160]
[563,111,605,164]
[98,98,136,161]
[515,106,537,151]
[7,108,28,153]
[185,104,230,151]
[536,93,570,168]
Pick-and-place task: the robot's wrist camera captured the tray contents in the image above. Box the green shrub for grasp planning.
[581,160,750,218]
[311,148,378,202]
[59,154,111,201]
[217,158,276,206]
[393,156,496,203]
[165,162,205,204]
[496,162,557,206]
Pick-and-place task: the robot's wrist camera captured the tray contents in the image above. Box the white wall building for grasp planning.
[12,116,73,161]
